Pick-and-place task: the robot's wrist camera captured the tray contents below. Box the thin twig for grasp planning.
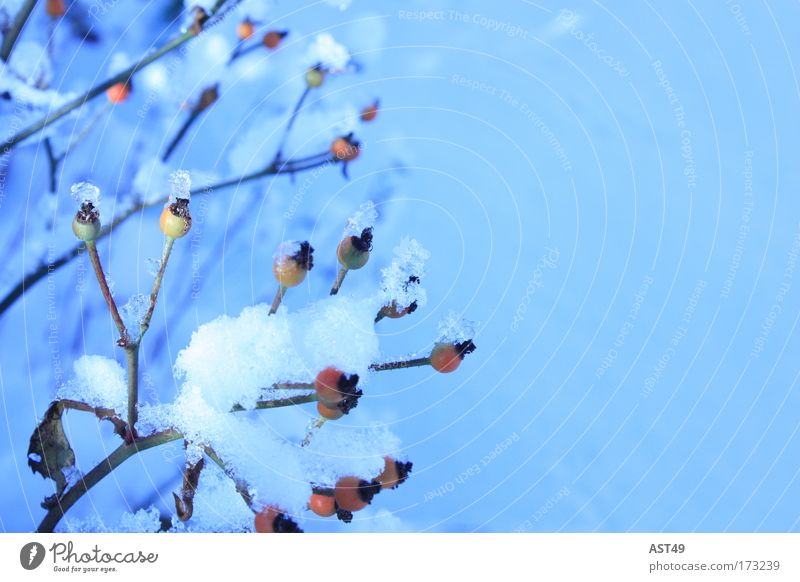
[0,0,37,62]
[369,357,431,372]
[330,267,347,295]
[59,399,126,436]
[0,154,338,319]
[203,446,255,510]
[273,86,310,164]
[44,138,58,193]
[138,237,175,340]
[36,393,317,532]
[4,0,232,151]
[86,241,129,345]
[161,110,201,162]
[269,285,286,315]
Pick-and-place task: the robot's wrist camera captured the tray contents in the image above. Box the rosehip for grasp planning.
[159,199,192,239]
[254,506,303,533]
[334,476,381,512]
[337,227,372,270]
[308,493,336,517]
[331,134,360,162]
[237,19,254,40]
[272,241,314,287]
[263,30,287,50]
[106,82,131,104]
[360,100,379,122]
[376,456,413,490]
[72,202,101,242]
[430,340,476,373]
[305,65,325,88]
[45,0,65,17]
[317,401,343,420]
[314,367,360,408]
[379,300,417,320]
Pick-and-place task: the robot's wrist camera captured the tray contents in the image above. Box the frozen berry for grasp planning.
[308,493,336,517]
[72,202,101,242]
[263,30,287,49]
[430,340,476,373]
[331,134,360,162]
[337,227,372,270]
[314,367,360,408]
[305,65,325,88]
[159,199,192,239]
[317,401,343,420]
[376,457,413,489]
[334,476,381,512]
[273,241,314,287]
[254,506,303,533]
[360,100,379,122]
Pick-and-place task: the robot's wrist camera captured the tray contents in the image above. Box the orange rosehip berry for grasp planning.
[430,340,476,373]
[314,367,361,410]
[45,0,65,17]
[254,506,303,533]
[337,227,372,270]
[106,82,131,104]
[309,493,336,517]
[376,456,413,490]
[273,241,314,287]
[160,199,192,239]
[360,100,379,122]
[331,135,360,162]
[237,19,255,40]
[317,400,343,420]
[262,30,287,50]
[334,476,381,512]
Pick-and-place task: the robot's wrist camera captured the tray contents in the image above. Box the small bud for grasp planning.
[273,241,314,287]
[336,227,372,270]
[195,85,218,113]
[262,30,288,50]
[305,64,325,88]
[237,18,255,40]
[360,100,379,122]
[430,340,476,373]
[330,133,360,162]
[72,202,101,242]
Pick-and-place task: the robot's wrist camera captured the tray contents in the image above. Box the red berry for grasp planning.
[317,400,343,420]
[360,101,379,122]
[263,30,287,50]
[334,476,380,512]
[309,493,336,517]
[237,19,254,40]
[254,506,303,533]
[106,82,130,104]
[45,0,65,17]
[430,340,476,373]
[314,367,360,410]
[331,135,360,162]
[376,456,413,490]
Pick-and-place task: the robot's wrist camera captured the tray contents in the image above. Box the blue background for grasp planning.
[1,0,799,532]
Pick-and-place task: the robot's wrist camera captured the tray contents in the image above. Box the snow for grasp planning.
[344,200,378,236]
[169,169,192,202]
[56,356,128,415]
[437,311,476,343]
[173,295,380,412]
[70,181,101,205]
[379,237,430,309]
[107,53,132,76]
[60,507,162,533]
[306,33,350,72]
[121,293,150,331]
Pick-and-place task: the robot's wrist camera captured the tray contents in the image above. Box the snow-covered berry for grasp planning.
[430,340,476,373]
[334,476,381,512]
[72,202,101,242]
[376,457,413,490]
[254,506,303,533]
[159,199,192,239]
[273,241,314,287]
[337,227,372,270]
